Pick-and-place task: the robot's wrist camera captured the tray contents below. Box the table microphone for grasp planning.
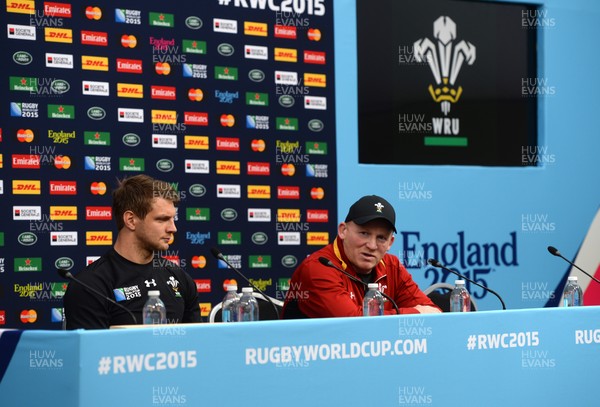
[57,268,138,325]
[318,257,400,314]
[210,247,280,319]
[427,259,507,310]
[547,246,600,284]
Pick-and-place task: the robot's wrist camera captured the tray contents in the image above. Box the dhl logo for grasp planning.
[82,56,109,71]
[86,231,113,246]
[274,48,298,63]
[184,136,209,150]
[151,110,177,124]
[50,206,78,220]
[277,209,301,222]
[216,161,241,175]
[304,73,327,87]
[117,83,144,98]
[307,232,329,245]
[200,303,211,317]
[45,28,73,43]
[247,185,271,199]
[12,180,41,195]
[7,0,35,14]
[244,22,268,37]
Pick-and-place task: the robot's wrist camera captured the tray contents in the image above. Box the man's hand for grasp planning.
[414,305,442,314]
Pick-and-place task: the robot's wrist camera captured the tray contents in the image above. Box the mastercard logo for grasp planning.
[85,6,102,20]
[191,255,207,269]
[188,88,203,102]
[17,128,34,143]
[54,155,72,169]
[90,181,107,195]
[220,114,235,127]
[281,163,296,176]
[121,34,137,48]
[20,309,37,323]
[168,234,175,245]
[310,187,325,200]
[223,279,238,291]
[307,28,322,41]
[251,139,266,152]
[155,62,171,75]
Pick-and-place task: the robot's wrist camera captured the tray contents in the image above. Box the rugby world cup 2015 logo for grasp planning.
[414,16,476,116]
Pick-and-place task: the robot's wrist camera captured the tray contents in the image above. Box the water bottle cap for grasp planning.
[455,280,465,285]
[226,285,238,291]
[367,283,379,289]
[148,290,160,297]
[242,287,254,293]
[568,276,578,281]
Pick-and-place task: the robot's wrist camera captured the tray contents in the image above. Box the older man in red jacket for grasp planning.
[282,195,441,318]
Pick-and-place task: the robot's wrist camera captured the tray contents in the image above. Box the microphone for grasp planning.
[210,247,280,320]
[318,257,400,314]
[57,268,138,325]
[427,259,507,310]
[547,245,600,284]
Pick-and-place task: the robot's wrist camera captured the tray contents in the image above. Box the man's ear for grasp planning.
[122,210,137,230]
[338,222,348,239]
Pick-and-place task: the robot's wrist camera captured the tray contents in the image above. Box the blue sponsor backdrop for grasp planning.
[0,0,337,328]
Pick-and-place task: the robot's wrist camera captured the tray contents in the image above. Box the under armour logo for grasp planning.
[350,291,356,300]
[145,279,157,287]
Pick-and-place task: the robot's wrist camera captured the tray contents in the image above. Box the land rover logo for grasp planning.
[122,133,140,147]
[278,95,295,108]
[55,257,74,270]
[308,119,324,132]
[217,43,234,57]
[87,107,106,120]
[281,255,298,268]
[221,208,238,221]
[156,159,174,172]
[51,80,70,94]
[18,232,37,246]
[13,51,33,65]
[248,69,265,82]
[251,232,268,245]
[185,16,203,29]
[189,184,206,197]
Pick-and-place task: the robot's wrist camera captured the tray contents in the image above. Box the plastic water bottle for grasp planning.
[450,280,471,312]
[563,276,583,307]
[221,285,239,322]
[363,283,384,316]
[143,290,167,324]
[236,287,259,322]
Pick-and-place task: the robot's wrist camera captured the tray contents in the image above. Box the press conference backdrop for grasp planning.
[0,1,337,328]
[335,0,600,310]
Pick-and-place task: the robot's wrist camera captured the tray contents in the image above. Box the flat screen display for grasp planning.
[356,0,538,166]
